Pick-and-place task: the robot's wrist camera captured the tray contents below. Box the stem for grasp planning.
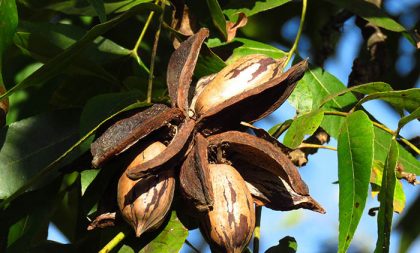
[99,232,126,253]
[185,240,200,253]
[146,0,165,103]
[323,111,420,155]
[284,0,307,67]
[298,143,337,151]
[253,206,262,253]
[132,0,159,54]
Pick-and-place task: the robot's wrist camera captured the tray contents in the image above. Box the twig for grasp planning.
[253,206,262,253]
[298,143,337,151]
[131,0,160,74]
[284,0,307,67]
[146,0,165,103]
[184,239,200,253]
[99,231,126,253]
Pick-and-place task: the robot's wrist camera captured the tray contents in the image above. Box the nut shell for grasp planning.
[194,54,284,116]
[117,142,175,237]
[200,164,255,253]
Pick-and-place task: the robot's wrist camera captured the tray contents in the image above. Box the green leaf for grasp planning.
[289,65,358,113]
[0,110,80,199]
[0,3,160,100]
[86,0,106,22]
[283,110,324,149]
[397,107,420,134]
[0,0,18,60]
[139,211,188,253]
[374,139,398,253]
[223,0,291,21]
[319,82,393,108]
[325,114,420,175]
[206,0,228,39]
[17,21,130,63]
[45,0,153,16]
[119,245,135,253]
[356,89,420,113]
[0,101,149,208]
[370,160,406,213]
[265,236,297,253]
[80,169,100,195]
[373,128,420,175]
[230,38,286,61]
[195,45,226,77]
[337,110,374,253]
[268,119,293,137]
[13,32,117,84]
[80,91,146,135]
[5,178,62,253]
[323,0,406,32]
[289,65,357,137]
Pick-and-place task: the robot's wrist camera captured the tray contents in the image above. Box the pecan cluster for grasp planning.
[89,28,324,252]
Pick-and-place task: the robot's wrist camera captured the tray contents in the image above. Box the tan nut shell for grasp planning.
[194,54,284,116]
[117,142,175,237]
[200,164,255,253]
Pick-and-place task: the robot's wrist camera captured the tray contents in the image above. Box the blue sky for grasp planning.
[48,1,419,252]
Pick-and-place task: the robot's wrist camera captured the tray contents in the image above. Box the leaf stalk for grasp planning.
[284,0,307,67]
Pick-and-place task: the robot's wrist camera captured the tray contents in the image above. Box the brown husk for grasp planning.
[126,119,196,179]
[179,133,214,213]
[233,159,325,213]
[91,104,183,167]
[207,131,309,195]
[167,28,209,114]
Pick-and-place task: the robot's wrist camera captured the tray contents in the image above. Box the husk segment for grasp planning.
[208,131,309,195]
[91,104,183,167]
[167,28,209,115]
[179,133,214,213]
[127,119,196,179]
[233,159,325,213]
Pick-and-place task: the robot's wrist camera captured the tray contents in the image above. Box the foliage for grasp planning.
[0,0,419,253]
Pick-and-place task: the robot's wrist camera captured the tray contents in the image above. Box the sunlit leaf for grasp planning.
[337,110,374,253]
[289,65,357,137]
[139,211,188,253]
[356,89,420,113]
[397,107,420,134]
[370,160,406,213]
[373,128,420,175]
[374,139,398,253]
[223,0,291,21]
[319,82,393,108]
[81,169,100,196]
[294,66,358,111]
[268,119,293,137]
[207,37,287,63]
[283,110,324,149]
